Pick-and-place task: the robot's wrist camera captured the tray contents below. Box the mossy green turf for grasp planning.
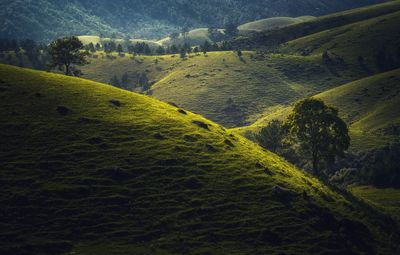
[1,64,399,254]
[350,186,400,222]
[234,69,400,151]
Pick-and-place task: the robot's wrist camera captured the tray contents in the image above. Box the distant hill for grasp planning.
[1,63,399,254]
[238,16,316,33]
[234,69,400,151]
[234,0,400,50]
[0,0,387,41]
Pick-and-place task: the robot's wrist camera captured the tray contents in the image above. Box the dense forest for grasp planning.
[0,0,386,40]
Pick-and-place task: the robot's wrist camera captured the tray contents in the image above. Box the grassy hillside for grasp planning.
[1,64,399,254]
[81,52,180,89]
[238,16,315,33]
[147,50,371,127]
[77,3,400,129]
[234,0,400,50]
[279,9,400,71]
[157,28,215,46]
[234,69,400,151]
[350,186,400,222]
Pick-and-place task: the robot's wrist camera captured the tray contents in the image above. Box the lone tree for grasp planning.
[255,120,285,153]
[285,98,350,175]
[48,36,88,75]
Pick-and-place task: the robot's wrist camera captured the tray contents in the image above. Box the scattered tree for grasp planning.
[48,36,88,75]
[255,120,285,153]
[110,75,121,87]
[284,98,350,175]
[180,48,186,59]
[117,44,123,54]
[121,72,129,88]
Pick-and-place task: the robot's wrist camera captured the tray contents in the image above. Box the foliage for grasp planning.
[255,120,285,153]
[48,36,88,75]
[285,98,350,174]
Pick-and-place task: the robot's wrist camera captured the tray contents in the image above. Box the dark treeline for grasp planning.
[84,40,233,56]
[0,38,50,70]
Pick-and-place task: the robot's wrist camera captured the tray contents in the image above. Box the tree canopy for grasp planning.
[48,36,88,75]
[285,98,350,175]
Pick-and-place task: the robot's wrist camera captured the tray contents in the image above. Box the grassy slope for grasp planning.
[0,64,399,254]
[81,53,179,87]
[234,69,400,151]
[148,51,365,128]
[157,28,215,46]
[350,186,400,222]
[279,10,400,65]
[238,16,315,32]
[78,50,348,127]
[79,4,400,129]
[234,0,400,50]
[2,4,398,131]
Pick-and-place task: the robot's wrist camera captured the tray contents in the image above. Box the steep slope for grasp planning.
[234,69,400,151]
[0,64,399,254]
[0,0,386,41]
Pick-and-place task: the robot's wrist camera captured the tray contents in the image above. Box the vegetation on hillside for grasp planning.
[0,0,385,41]
[1,64,399,254]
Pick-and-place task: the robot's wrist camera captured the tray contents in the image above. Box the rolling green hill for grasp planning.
[234,69,400,151]
[238,16,316,33]
[157,28,214,46]
[1,64,399,254]
[78,2,400,129]
[2,2,398,133]
[279,9,400,67]
[350,186,400,222]
[234,0,400,50]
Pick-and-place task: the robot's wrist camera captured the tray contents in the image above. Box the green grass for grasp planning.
[235,0,400,50]
[279,9,400,72]
[1,64,399,254]
[238,16,315,33]
[234,69,400,151]
[81,52,179,87]
[350,186,400,222]
[149,51,368,128]
[157,28,216,46]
